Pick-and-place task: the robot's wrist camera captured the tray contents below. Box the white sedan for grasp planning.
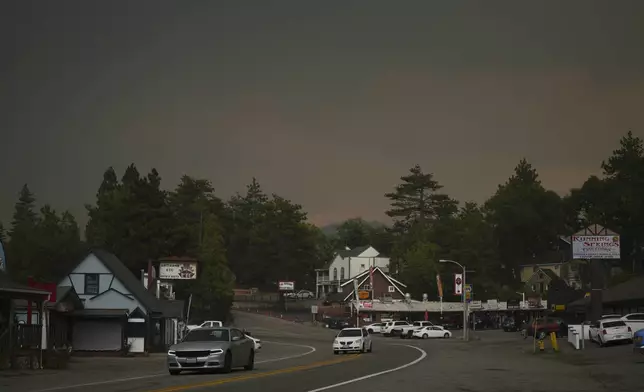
[245,333,262,350]
[412,326,452,339]
[333,327,373,354]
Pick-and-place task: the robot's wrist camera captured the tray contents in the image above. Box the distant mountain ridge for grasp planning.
[319,220,387,236]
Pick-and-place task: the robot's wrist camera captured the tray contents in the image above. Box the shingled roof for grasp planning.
[91,249,163,314]
[320,246,380,269]
[568,274,644,308]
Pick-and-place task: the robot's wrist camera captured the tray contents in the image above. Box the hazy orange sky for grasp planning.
[2,1,644,228]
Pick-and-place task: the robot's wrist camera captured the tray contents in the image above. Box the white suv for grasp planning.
[382,320,411,336]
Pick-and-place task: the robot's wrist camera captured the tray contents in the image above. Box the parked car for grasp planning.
[186,320,223,331]
[525,317,566,338]
[621,313,644,334]
[326,317,352,329]
[412,325,452,339]
[400,321,436,339]
[382,320,411,336]
[363,323,384,334]
[285,290,315,299]
[589,318,633,347]
[502,318,519,332]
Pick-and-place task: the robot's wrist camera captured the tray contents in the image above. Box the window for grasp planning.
[626,314,644,321]
[84,274,99,295]
[388,286,395,293]
[361,284,371,291]
[360,264,365,269]
[340,267,345,280]
[602,321,626,328]
[230,329,245,340]
[333,268,338,281]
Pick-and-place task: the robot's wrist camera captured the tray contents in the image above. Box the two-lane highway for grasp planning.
[7,311,427,392]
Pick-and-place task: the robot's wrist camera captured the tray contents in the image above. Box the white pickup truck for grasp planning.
[186,320,223,331]
[399,321,436,338]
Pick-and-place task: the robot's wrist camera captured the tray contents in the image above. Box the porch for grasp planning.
[0,272,51,370]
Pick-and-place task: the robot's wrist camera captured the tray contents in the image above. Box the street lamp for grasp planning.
[439,259,468,341]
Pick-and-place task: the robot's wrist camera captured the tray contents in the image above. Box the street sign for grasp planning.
[311,305,318,314]
[358,291,370,299]
[278,281,295,291]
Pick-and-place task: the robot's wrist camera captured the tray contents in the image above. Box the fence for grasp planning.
[567,324,590,350]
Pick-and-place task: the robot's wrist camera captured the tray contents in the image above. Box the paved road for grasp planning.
[3,313,642,392]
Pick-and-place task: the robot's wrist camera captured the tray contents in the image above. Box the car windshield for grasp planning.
[603,321,626,328]
[338,329,362,337]
[183,328,230,342]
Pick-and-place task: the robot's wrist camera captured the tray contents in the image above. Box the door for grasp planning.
[73,319,122,351]
[362,328,370,348]
[429,327,443,338]
[230,329,246,366]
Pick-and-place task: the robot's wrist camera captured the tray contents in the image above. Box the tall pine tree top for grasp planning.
[10,184,38,235]
[385,164,456,225]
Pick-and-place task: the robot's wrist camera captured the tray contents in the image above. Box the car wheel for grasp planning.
[333,350,339,355]
[368,328,373,334]
[222,351,233,373]
[443,333,449,338]
[169,370,181,376]
[244,350,255,371]
[423,334,428,339]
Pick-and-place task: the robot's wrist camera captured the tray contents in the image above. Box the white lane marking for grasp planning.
[29,341,317,392]
[305,344,427,392]
[258,340,316,363]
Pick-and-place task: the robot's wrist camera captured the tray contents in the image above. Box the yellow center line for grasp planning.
[148,355,360,392]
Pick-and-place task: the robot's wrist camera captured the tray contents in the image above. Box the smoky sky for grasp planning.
[2,0,644,229]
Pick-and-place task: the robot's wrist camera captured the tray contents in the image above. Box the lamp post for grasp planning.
[439,259,468,341]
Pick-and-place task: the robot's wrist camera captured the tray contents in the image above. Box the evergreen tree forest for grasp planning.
[1,132,643,317]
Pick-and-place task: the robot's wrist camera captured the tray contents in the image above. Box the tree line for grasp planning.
[1,166,328,319]
[324,131,644,302]
[0,131,642,316]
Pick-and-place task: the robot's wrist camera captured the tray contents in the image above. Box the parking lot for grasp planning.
[365,328,643,392]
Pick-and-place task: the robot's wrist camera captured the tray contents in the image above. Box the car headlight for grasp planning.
[209,349,223,354]
[168,350,176,355]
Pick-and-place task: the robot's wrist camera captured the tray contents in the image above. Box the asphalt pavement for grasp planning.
[2,313,642,392]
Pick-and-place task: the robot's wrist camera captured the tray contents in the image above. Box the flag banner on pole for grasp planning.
[436,273,443,298]
[454,273,463,295]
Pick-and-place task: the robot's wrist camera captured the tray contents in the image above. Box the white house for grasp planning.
[315,245,390,298]
[58,250,183,353]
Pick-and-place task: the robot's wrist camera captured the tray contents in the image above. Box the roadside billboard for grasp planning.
[159,262,197,279]
[278,281,295,291]
[572,235,620,259]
